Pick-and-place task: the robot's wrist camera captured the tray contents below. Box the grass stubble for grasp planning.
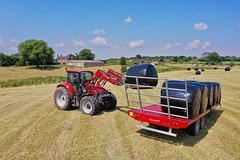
[0,66,239,159]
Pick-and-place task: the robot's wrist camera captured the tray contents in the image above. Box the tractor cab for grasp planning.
[66,70,94,95]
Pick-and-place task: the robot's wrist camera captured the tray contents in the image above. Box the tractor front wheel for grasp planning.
[80,96,99,115]
[102,94,117,110]
[54,86,72,110]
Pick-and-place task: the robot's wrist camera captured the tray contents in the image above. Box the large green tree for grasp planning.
[206,52,222,65]
[77,49,95,60]
[119,57,126,65]
[136,54,142,59]
[18,39,54,67]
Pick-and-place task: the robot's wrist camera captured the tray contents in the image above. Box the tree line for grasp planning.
[108,52,240,65]
[0,39,95,67]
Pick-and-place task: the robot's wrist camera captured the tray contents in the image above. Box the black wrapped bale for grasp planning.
[201,82,220,106]
[187,68,191,71]
[166,81,208,114]
[195,68,199,71]
[161,82,201,119]
[196,71,201,75]
[200,83,213,109]
[225,67,230,71]
[214,67,218,70]
[201,68,205,71]
[208,82,221,103]
[126,64,158,88]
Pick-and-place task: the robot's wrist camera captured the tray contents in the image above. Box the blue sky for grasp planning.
[0,0,240,59]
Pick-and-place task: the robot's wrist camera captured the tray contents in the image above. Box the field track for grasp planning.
[0,69,240,159]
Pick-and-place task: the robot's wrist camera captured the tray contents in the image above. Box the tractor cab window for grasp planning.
[67,72,80,84]
[81,72,93,81]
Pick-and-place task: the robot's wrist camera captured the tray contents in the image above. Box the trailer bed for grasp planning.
[128,103,220,129]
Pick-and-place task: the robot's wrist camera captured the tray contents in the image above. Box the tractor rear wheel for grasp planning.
[54,86,72,110]
[80,96,99,115]
[102,93,117,110]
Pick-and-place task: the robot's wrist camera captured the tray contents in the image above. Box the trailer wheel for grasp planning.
[187,119,200,136]
[102,94,117,110]
[80,96,99,115]
[54,86,72,110]
[200,117,205,130]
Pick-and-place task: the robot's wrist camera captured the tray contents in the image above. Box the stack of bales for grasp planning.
[161,81,221,119]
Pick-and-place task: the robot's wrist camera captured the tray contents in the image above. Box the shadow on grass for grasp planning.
[115,106,129,114]
[67,105,124,115]
[27,66,61,70]
[135,109,223,146]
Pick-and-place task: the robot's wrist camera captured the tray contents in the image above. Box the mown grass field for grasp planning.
[0,66,240,159]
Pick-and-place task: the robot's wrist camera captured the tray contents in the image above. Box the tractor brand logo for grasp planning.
[149,119,160,122]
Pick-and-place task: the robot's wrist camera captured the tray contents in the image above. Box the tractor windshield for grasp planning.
[81,72,93,81]
[67,72,80,84]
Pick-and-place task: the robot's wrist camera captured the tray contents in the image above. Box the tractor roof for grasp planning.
[66,70,94,74]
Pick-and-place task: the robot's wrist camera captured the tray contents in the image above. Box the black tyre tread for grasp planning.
[102,94,117,110]
[200,117,205,130]
[80,96,99,115]
[187,119,200,136]
[54,86,72,110]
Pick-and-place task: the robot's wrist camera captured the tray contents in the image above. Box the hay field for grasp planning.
[0,65,122,82]
[0,67,239,159]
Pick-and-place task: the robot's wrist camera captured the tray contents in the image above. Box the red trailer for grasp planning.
[124,76,222,137]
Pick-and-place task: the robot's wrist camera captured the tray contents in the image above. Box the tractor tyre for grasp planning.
[187,119,200,136]
[54,86,72,110]
[80,96,99,115]
[102,93,117,110]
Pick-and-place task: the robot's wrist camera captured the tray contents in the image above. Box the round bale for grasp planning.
[126,64,158,88]
[166,81,208,114]
[161,82,201,119]
[225,67,230,71]
[196,71,201,75]
[201,82,220,106]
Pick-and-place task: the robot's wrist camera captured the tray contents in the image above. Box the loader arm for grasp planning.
[85,69,123,91]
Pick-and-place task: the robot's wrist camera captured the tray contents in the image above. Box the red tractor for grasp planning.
[54,68,123,115]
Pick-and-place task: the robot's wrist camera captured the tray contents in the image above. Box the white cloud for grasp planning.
[72,39,86,46]
[161,43,181,50]
[129,40,144,48]
[10,39,20,42]
[185,40,201,50]
[161,43,172,50]
[0,39,5,47]
[202,41,211,49]
[89,29,106,35]
[123,16,133,23]
[175,43,181,46]
[89,36,107,45]
[9,47,18,51]
[194,22,208,30]
[55,42,65,47]
[113,45,120,48]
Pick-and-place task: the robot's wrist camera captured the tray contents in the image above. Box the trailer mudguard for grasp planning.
[57,82,75,96]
